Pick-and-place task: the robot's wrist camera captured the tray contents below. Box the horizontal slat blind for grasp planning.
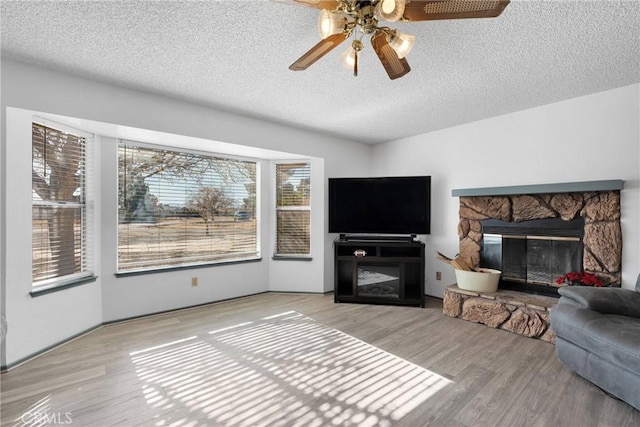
[275,162,311,255]
[118,142,258,272]
[32,123,90,285]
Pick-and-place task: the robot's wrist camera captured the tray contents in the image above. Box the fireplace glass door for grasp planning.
[526,236,582,285]
[483,233,582,286]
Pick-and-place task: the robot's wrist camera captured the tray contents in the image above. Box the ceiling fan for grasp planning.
[282,0,510,80]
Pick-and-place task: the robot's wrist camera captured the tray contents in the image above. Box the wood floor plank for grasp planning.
[543,372,608,427]
[2,365,107,404]
[397,363,495,426]
[451,343,544,426]
[1,293,637,426]
[494,348,571,426]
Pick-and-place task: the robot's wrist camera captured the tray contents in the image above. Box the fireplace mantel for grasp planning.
[452,180,623,197]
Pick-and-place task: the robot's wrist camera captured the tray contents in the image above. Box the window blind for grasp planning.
[32,122,92,285]
[118,142,258,272]
[275,162,311,256]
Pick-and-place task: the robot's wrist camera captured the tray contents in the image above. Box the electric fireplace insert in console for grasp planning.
[334,237,425,307]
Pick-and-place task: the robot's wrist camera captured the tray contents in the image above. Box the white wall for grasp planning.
[372,84,640,296]
[3,108,104,366]
[268,157,327,293]
[0,59,371,367]
[0,64,6,367]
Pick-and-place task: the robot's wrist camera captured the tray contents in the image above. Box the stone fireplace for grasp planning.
[442,180,624,343]
[455,181,623,294]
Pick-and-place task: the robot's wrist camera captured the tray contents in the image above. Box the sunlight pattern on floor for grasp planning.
[130,311,452,426]
[11,395,52,427]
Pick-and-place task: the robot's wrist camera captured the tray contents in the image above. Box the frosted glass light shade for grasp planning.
[318,10,346,39]
[376,0,406,22]
[340,47,356,70]
[388,30,415,58]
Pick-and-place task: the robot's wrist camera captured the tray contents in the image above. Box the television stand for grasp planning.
[334,237,425,307]
[339,234,418,242]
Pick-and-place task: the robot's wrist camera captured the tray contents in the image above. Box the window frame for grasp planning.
[273,161,312,259]
[116,140,261,274]
[31,119,96,295]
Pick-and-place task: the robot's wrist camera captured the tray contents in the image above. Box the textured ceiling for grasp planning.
[1,0,639,145]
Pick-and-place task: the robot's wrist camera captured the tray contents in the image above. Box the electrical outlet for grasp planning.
[191,277,198,287]
[436,271,442,281]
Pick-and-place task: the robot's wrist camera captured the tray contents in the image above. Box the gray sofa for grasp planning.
[550,275,640,411]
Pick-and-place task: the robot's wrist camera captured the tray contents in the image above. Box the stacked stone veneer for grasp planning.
[457,190,622,286]
[443,285,557,343]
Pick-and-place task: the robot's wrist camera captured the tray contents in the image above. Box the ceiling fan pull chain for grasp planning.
[354,50,358,76]
[352,37,363,77]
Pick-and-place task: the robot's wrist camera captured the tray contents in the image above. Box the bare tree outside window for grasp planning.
[189,187,234,236]
[32,123,90,284]
[118,142,258,271]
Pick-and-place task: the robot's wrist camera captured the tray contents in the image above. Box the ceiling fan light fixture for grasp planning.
[288,0,511,79]
[376,0,406,22]
[388,29,415,58]
[318,9,347,39]
[340,46,355,68]
[340,46,357,71]
[341,39,363,76]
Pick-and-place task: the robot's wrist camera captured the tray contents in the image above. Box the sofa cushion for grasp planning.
[551,303,640,377]
[558,287,640,318]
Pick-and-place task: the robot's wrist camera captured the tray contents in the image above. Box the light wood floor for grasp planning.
[1,293,638,426]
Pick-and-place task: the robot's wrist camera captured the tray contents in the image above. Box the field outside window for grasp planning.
[118,142,258,272]
[275,162,311,256]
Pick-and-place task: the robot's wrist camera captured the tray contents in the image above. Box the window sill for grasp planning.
[30,275,98,298]
[115,257,263,277]
[272,255,313,261]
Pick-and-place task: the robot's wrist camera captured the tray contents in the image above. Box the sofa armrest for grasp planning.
[558,286,640,318]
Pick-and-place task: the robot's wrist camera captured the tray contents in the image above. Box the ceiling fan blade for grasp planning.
[402,0,510,21]
[289,32,349,71]
[273,0,342,10]
[371,30,411,80]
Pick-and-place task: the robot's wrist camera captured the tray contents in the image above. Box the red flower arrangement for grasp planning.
[555,271,604,287]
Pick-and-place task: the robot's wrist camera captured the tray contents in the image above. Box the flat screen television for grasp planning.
[329,176,431,235]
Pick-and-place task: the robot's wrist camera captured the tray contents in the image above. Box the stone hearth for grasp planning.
[443,284,557,343]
